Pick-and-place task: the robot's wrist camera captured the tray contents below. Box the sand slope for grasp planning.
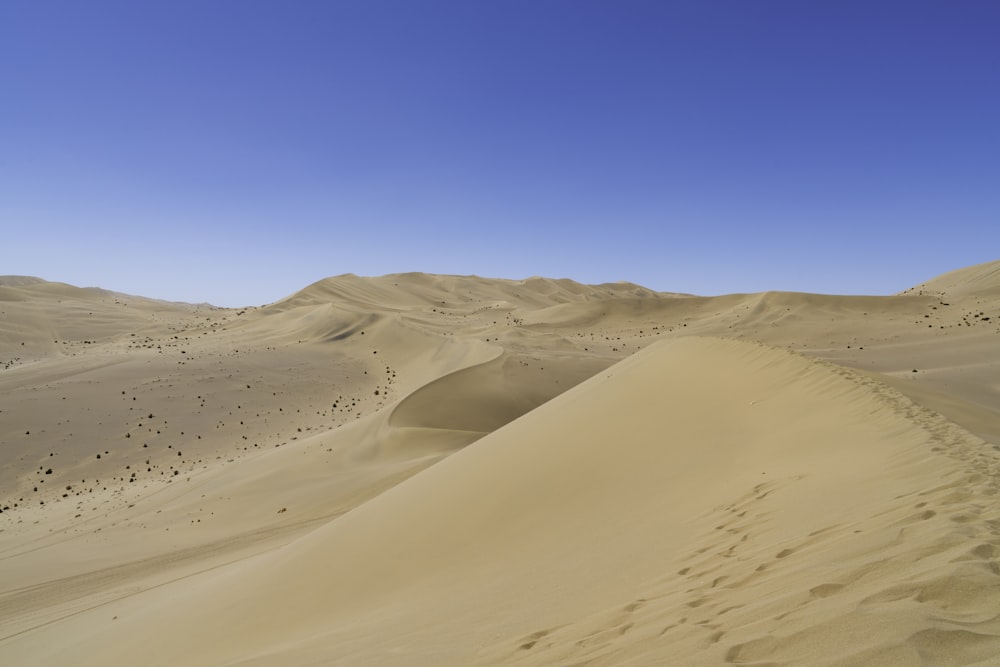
[902,259,1000,298]
[1,264,999,665]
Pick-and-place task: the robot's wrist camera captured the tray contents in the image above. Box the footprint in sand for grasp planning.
[809,583,845,598]
[517,628,553,651]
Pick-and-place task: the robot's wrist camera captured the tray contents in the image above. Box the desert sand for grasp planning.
[1,261,999,666]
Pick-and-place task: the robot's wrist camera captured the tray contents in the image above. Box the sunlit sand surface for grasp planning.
[2,261,999,665]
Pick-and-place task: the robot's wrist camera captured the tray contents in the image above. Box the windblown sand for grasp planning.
[1,262,999,665]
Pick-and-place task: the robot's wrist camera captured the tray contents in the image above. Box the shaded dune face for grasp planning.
[0,261,999,666]
[387,352,610,433]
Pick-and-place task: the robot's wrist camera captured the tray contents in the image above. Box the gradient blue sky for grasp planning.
[2,1,998,306]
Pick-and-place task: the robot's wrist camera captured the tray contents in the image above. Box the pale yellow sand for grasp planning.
[1,261,999,665]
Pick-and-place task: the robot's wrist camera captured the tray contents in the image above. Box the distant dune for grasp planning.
[2,261,999,665]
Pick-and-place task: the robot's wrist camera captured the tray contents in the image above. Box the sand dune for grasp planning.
[902,258,1000,298]
[1,262,999,665]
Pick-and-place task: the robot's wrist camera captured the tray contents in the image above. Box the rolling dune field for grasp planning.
[2,260,999,665]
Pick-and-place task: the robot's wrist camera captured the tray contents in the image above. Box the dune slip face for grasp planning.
[1,262,999,666]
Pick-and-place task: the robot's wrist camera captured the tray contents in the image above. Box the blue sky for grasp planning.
[2,1,998,306]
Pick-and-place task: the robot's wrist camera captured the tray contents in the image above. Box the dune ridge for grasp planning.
[1,261,999,665]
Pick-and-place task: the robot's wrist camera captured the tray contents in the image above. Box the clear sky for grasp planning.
[2,1,998,306]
